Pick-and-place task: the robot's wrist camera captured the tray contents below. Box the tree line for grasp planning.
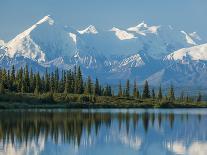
[0,65,202,103]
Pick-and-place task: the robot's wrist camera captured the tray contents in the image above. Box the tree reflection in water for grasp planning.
[0,109,206,155]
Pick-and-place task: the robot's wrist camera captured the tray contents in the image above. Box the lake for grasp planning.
[0,109,207,155]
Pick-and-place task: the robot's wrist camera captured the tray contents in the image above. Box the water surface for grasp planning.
[0,109,207,155]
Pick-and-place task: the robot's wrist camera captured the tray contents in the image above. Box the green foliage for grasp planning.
[168,84,175,101]
[157,85,163,100]
[125,79,130,97]
[85,76,93,95]
[197,92,202,102]
[118,81,123,97]
[0,65,206,108]
[152,88,155,99]
[142,80,150,99]
[0,82,5,94]
[94,78,100,96]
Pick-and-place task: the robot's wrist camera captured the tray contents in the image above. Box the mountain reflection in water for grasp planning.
[0,109,207,155]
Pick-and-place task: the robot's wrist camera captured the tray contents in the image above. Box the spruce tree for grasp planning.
[6,70,10,90]
[158,85,163,100]
[0,68,2,81]
[180,91,184,102]
[86,76,92,95]
[94,78,100,96]
[10,65,16,91]
[0,82,5,94]
[133,80,137,98]
[54,68,59,93]
[24,65,30,92]
[152,88,155,99]
[29,68,34,93]
[17,67,23,92]
[168,84,175,101]
[50,72,55,93]
[118,81,123,97]
[34,72,41,95]
[142,80,150,99]
[76,66,84,94]
[64,77,70,94]
[197,92,202,102]
[45,69,50,92]
[136,90,140,99]
[125,79,130,97]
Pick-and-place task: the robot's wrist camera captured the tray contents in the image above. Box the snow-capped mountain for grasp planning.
[6,15,77,63]
[165,43,207,62]
[0,15,207,87]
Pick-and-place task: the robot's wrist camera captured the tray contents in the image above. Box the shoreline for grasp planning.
[0,93,207,109]
[1,102,207,110]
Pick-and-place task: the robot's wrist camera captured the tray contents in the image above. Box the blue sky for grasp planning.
[0,0,207,41]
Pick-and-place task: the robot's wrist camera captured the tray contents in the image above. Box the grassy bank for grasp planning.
[0,93,206,109]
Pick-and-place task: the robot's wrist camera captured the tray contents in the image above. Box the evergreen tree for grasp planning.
[125,79,130,97]
[94,78,100,96]
[29,68,34,93]
[76,66,84,94]
[152,88,155,99]
[185,94,189,102]
[0,82,5,94]
[50,73,55,93]
[133,80,137,98]
[45,69,50,92]
[10,65,16,91]
[54,68,59,93]
[7,70,13,92]
[17,67,23,92]
[136,90,140,99]
[0,68,2,81]
[59,70,66,93]
[118,81,123,97]
[6,70,10,90]
[142,80,150,99]
[197,92,202,102]
[157,85,163,100]
[180,91,184,102]
[34,72,41,95]
[168,84,175,101]
[86,76,92,95]
[64,76,70,94]
[24,65,30,92]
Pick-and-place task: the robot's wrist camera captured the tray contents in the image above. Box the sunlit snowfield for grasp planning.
[0,109,207,155]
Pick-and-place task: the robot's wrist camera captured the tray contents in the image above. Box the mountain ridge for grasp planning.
[0,16,207,87]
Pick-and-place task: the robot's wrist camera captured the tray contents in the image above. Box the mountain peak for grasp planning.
[110,27,136,40]
[137,21,148,28]
[36,15,54,26]
[78,25,98,34]
[165,43,207,62]
[127,22,160,35]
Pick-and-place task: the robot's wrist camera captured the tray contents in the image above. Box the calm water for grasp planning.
[0,109,207,155]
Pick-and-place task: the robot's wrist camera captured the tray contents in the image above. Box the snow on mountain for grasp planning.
[6,15,77,63]
[0,39,5,46]
[76,23,201,58]
[189,32,202,41]
[127,21,160,35]
[0,47,6,59]
[119,53,145,67]
[0,39,7,59]
[78,25,98,34]
[1,15,207,87]
[165,43,207,62]
[110,27,136,40]
[181,31,197,45]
